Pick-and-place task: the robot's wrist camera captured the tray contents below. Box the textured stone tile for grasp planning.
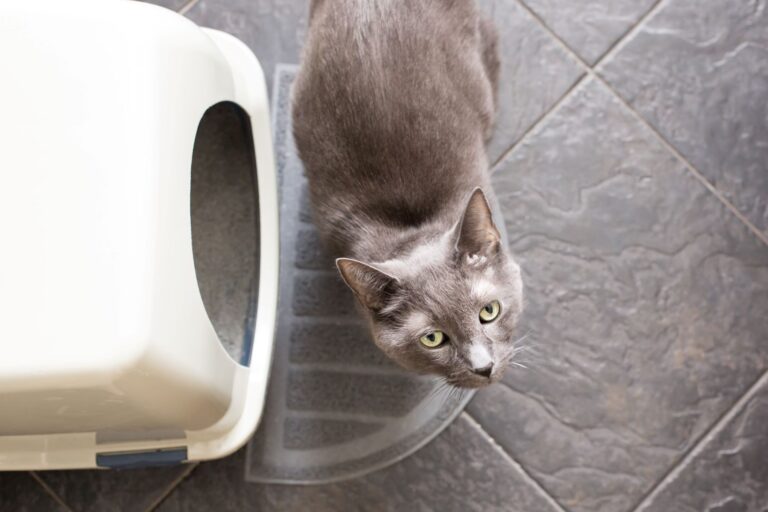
[158,416,562,512]
[468,78,768,512]
[0,472,67,512]
[638,375,768,512]
[38,465,191,512]
[520,0,656,64]
[477,0,584,165]
[185,0,309,96]
[600,0,768,234]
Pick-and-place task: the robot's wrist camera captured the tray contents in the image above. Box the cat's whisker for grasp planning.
[431,382,454,406]
[446,384,467,404]
[511,330,532,346]
[498,330,541,371]
[426,379,449,401]
[510,345,531,356]
[427,376,466,404]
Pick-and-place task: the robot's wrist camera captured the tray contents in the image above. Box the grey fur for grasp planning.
[292,0,523,388]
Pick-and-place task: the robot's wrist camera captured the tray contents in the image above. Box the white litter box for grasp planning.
[0,0,278,469]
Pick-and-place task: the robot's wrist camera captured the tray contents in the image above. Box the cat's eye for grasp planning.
[419,331,446,348]
[479,300,501,323]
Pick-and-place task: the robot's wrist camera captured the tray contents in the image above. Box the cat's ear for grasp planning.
[336,258,400,311]
[455,188,501,259]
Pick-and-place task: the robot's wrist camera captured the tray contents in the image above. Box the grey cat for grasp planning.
[292,0,524,388]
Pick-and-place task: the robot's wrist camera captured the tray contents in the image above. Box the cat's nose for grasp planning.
[472,363,493,378]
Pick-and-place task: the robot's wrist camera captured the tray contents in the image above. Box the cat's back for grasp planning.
[292,0,495,250]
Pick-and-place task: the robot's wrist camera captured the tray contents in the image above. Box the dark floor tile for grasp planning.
[0,472,67,512]
[468,77,768,512]
[520,0,656,64]
[477,0,584,165]
[599,0,768,234]
[37,465,191,512]
[184,0,309,96]
[157,415,561,512]
[638,374,768,512]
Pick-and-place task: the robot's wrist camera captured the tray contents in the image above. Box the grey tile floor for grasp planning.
[3,0,767,510]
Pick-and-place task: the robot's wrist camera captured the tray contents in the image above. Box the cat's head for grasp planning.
[337,188,523,388]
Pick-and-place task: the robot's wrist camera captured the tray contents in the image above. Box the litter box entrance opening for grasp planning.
[190,101,260,365]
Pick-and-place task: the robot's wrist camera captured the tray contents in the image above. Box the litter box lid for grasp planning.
[0,0,278,469]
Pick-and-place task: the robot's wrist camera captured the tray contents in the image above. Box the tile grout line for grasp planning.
[29,471,75,512]
[590,0,670,70]
[593,72,768,247]
[144,462,200,512]
[490,72,589,172]
[629,368,768,512]
[176,0,200,16]
[515,0,666,72]
[462,412,571,512]
[489,0,666,173]
[514,0,768,248]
